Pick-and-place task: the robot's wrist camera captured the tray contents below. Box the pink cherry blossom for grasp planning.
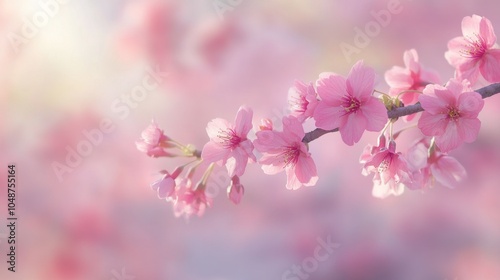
[418,79,484,152]
[150,167,183,200]
[363,141,412,198]
[385,49,440,120]
[314,60,387,145]
[254,116,318,190]
[136,120,174,157]
[406,140,467,190]
[201,106,256,177]
[172,178,212,219]
[227,176,244,205]
[445,15,500,84]
[288,80,318,123]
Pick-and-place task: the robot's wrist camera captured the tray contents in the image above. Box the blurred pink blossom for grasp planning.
[445,15,500,84]
[406,140,466,189]
[151,167,184,199]
[135,120,174,157]
[385,49,440,120]
[172,178,212,219]
[288,80,318,123]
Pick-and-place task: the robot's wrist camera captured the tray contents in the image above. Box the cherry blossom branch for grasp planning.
[302,83,500,144]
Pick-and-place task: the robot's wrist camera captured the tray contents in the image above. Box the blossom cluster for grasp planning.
[137,15,499,217]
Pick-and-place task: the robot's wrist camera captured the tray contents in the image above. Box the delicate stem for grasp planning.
[302,83,500,144]
[393,124,418,140]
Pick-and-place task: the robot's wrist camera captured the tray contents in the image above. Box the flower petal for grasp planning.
[480,49,500,83]
[385,66,412,89]
[316,73,346,105]
[456,118,481,143]
[430,155,466,188]
[206,118,231,140]
[478,15,497,48]
[361,97,387,132]
[339,112,367,146]
[294,155,318,186]
[458,91,484,118]
[234,106,253,136]
[436,121,462,152]
[201,141,229,164]
[285,168,303,190]
[419,91,448,115]
[259,153,286,175]
[313,101,346,130]
[418,112,448,137]
[346,60,375,101]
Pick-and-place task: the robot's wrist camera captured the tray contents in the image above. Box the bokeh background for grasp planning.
[2,0,500,279]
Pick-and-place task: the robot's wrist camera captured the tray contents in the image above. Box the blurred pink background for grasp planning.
[2,0,500,279]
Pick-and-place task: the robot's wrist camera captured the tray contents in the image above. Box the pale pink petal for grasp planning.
[456,60,481,84]
[420,68,441,84]
[206,118,231,140]
[282,116,305,141]
[240,139,256,162]
[406,143,429,170]
[285,168,302,190]
[201,141,230,164]
[234,106,253,136]
[313,101,346,130]
[316,73,346,105]
[456,118,481,143]
[294,155,318,186]
[436,121,462,152]
[418,112,448,136]
[403,49,420,73]
[254,130,287,152]
[226,146,248,177]
[339,112,367,146]
[461,15,482,39]
[430,156,466,188]
[259,153,286,174]
[478,15,497,48]
[445,37,470,67]
[371,175,391,198]
[385,67,412,89]
[151,176,175,199]
[444,78,465,96]
[458,92,484,117]
[360,97,387,132]
[480,50,500,82]
[346,60,375,101]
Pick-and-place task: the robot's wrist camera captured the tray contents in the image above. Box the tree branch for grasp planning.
[302,83,500,144]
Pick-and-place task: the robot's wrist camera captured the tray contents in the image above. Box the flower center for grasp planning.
[378,158,390,173]
[343,96,361,113]
[217,129,242,149]
[460,34,487,58]
[280,144,301,167]
[447,107,461,120]
[289,95,308,113]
